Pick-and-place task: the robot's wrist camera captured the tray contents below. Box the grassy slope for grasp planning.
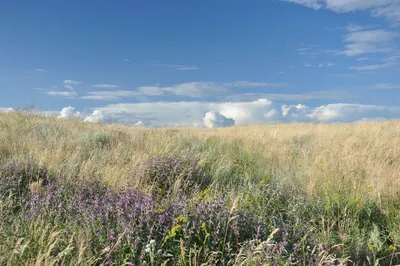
[0,112,400,265]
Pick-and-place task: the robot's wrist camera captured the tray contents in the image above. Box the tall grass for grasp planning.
[0,112,399,265]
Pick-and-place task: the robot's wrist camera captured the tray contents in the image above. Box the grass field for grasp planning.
[0,111,399,265]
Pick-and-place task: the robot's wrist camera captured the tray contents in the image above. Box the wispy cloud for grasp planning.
[346,24,365,32]
[349,62,396,71]
[82,90,138,101]
[47,91,78,98]
[63,80,81,85]
[225,90,352,102]
[223,81,289,88]
[92,84,120,89]
[82,81,289,100]
[153,63,199,71]
[371,3,400,26]
[281,0,323,10]
[332,73,362,78]
[35,68,47,72]
[64,85,75,91]
[175,65,199,71]
[304,63,334,68]
[318,63,335,67]
[339,29,399,56]
[373,83,400,89]
[282,0,400,26]
[356,57,372,61]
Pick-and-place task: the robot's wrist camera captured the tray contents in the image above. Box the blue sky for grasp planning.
[1,0,400,127]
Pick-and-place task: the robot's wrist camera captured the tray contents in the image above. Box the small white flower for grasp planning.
[150,239,156,245]
[145,247,151,253]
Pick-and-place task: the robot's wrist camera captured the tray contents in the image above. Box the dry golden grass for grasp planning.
[1,112,400,199]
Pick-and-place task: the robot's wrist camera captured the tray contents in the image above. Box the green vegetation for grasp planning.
[0,112,399,265]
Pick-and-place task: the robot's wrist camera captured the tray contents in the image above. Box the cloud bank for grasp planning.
[76,98,400,127]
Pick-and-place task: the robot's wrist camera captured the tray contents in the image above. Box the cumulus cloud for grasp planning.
[133,121,145,127]
[47,91,78,98]
[203,111,235,128]
[84,110,104,123]
[63,100,400,127]
[0,107,15,113]
[57,106,81,119]
[307,103,400,123]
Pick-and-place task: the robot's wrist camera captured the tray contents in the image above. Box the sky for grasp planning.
[1,0,400,127]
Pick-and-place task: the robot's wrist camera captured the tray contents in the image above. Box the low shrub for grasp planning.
[0,159,48,205]
[141,153,211,196]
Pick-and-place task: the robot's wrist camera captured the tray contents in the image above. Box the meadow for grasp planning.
[0,111,399,265]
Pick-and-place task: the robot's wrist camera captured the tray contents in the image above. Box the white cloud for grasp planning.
[57,106,81,119]
[64,85,75,91]
[325,0,395,12]
[372,4,400,26]
[346,24,365,32]
[282,0,323,9]
[225,90,352,101]
[304,63,313,67]
[307,103,400,123]
[223,81,289,88]
[63,80,81,85]
[136,86,165,96]
[82,81,290,100]
[0,107,15,113]
[356,57,372,61]
[203,111,235,128]
[84,110,104,123]
[67,97,400,127]
[318,63,335,67]
[339,30,399,56]
[92,84,120,89]
[154,64,199,71]
[47,91,78,98]
[35,68,47,72]
[133,121,145,127]
[82,90,138,101]
[349,62,395,71]
[162,82,227,97]
[216,99,281,125]
[282,104,311,122]
[384,55,400,62]
[282,0,400,25]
